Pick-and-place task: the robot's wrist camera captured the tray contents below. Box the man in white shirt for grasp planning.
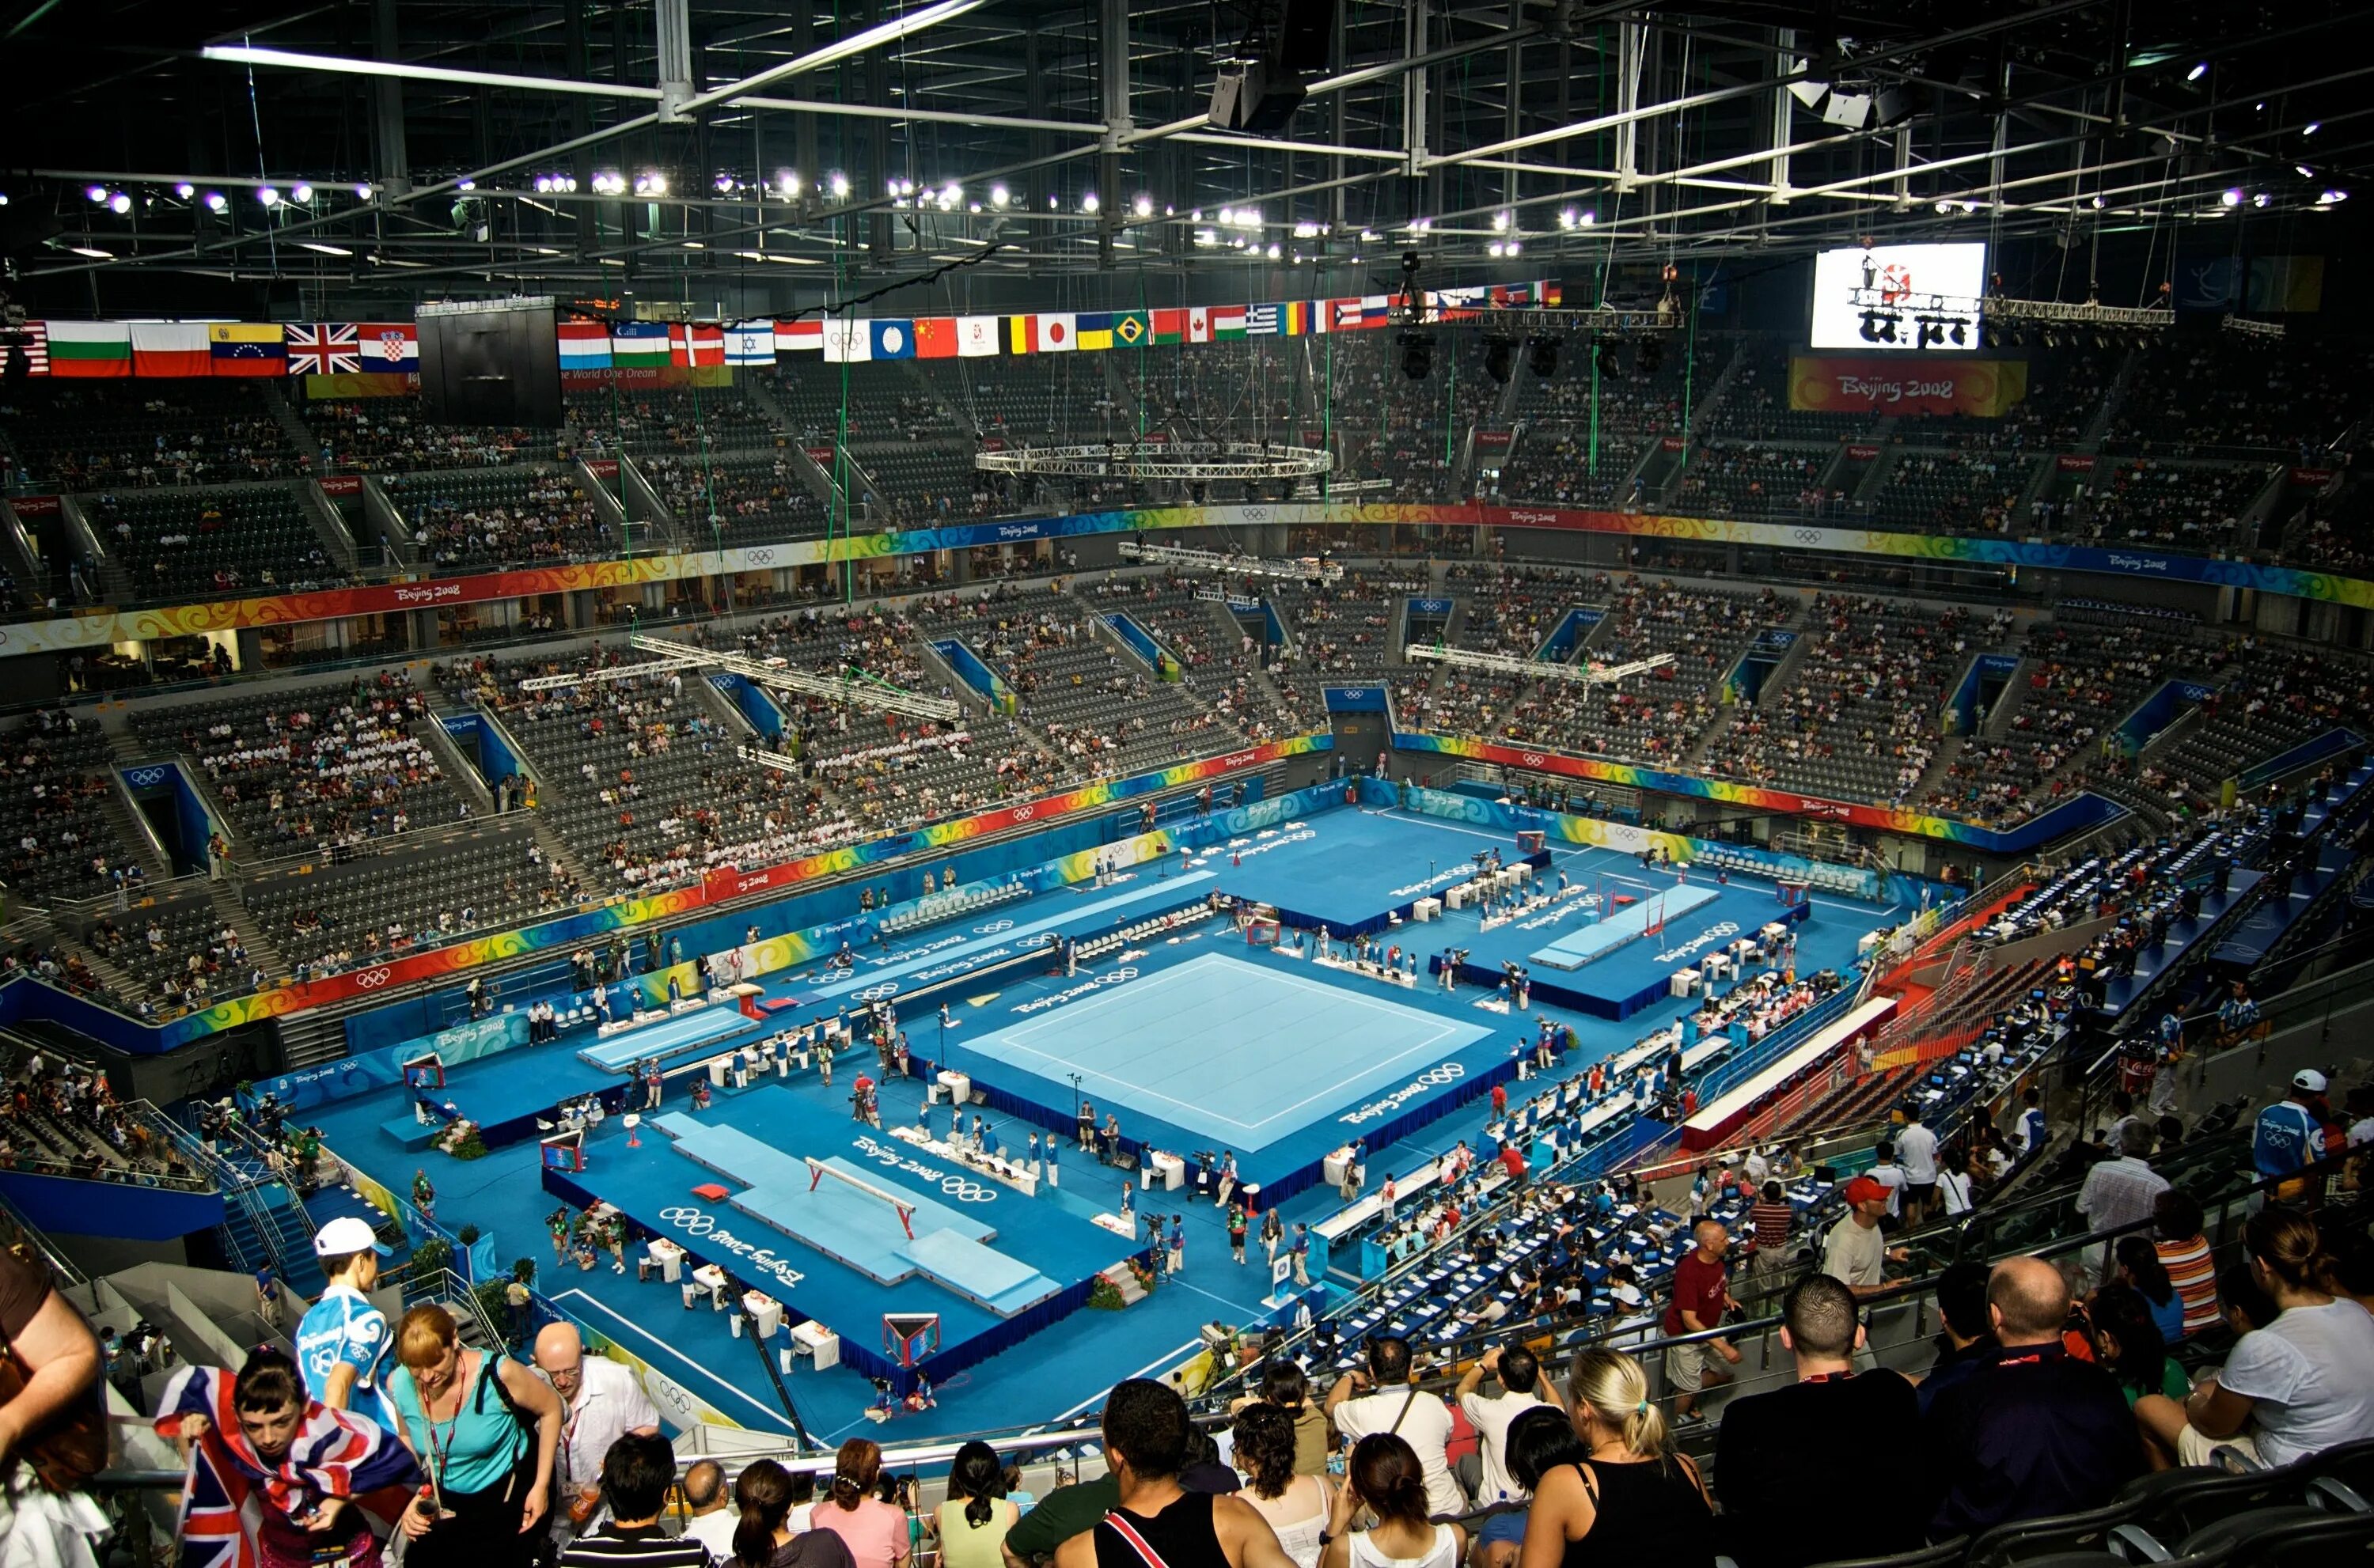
[1866,1141,1908,1228]
[678,1460,740,1559]
[1326,1335,1466,1517]
[2076,1123,2171,1286]
[533,1322,661,1539]
[1895,1110,1940,1226]
[1454,1343,1561,1506]
[1822,1176,1909,1297]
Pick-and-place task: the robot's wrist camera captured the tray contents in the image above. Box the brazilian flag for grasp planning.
[1111,309,1151,349]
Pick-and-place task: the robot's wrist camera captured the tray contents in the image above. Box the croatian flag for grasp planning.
[356,323,419,373]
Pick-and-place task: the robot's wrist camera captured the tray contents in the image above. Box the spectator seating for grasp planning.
[78,894,255,1015]
[0,382,298,489]
[299,396,566,472]
[1514,578,1776,767]
[0,710,142,905]
[641,453,828,546]
[1672,443,1837,519]
[89,485,342,599]
[2064,459,2276,550]
[241,820,559,980]
[565,385,782,455]
[2108,335,2374,456]
[1083,576,1305,740]
[1868,450,2033,536]
[381,467,612,569]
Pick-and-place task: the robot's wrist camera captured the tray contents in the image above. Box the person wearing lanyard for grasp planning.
[385,1303,563,1568]
[532,1321,659,1540]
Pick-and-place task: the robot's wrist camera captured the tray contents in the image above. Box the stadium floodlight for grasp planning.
[174,182,195,199]
[1119,541,1343,582]
[628,634,960,722]
[1405,645,1678,686]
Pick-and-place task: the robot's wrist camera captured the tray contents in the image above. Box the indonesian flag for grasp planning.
[776,319,824,352]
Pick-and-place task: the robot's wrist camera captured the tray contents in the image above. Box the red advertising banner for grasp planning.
[804,446,836,463]
[2057,455,2097,472]
[1475,430,1515,449]
[1788,356,2029,418]
[2292,468,2337,486]
[317,475,363,497]
[584,460,620,478]
[7,495,60,517]
[1661,437,1686,452]
[1847,445,1880,460]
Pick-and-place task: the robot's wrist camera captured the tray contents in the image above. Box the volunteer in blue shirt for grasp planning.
[2254,1069,2329,1204]
[294,1214,398,1430]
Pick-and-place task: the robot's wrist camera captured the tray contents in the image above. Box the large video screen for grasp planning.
[1809,242,1987,350]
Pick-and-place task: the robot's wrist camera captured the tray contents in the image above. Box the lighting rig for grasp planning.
[1404,645,1678,685]
[1120,541,1342,582]
[625,634,961,722]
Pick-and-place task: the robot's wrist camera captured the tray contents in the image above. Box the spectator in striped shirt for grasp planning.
[558,1433,715,1568]
[1745,1181,1796,1301]
[2152,1191,2220,1338]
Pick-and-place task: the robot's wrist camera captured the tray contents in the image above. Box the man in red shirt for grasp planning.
[1663,1218,1743,1422]
[1490,1081,1508,1119]
[1497,1142,1528,1185]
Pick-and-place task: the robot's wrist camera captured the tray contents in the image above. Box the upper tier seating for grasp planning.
[0,382,299,489]
[381,467,612,569]
[299,396,567,472]
[87,484,343,599]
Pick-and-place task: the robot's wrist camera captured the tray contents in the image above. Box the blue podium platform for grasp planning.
[576,1003,761,1073]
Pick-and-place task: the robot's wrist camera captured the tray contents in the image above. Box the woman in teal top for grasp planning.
[384,1302,563,1568]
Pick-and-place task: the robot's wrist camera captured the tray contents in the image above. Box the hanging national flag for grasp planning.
[356,322,419,372]
[725,325,776,365]
[776,319,823,353]
[1246,304,1281,336]
[1327,298,1369,333]
[1075,312,1116,352]
[1033,313,1077,352]
[1360,294,1394,327]
[43,321,131,378]
[1150,309,1186,345]
[286,324,362,377]
[3,321,50,375]
[131,323,214,377]
[1186,307,1212,344]
[1110,309,1151,349]
[1542,280,1564,306]
[559,320,613,369]
[912,318,958,359]
[612,322,670,367]
[869,320,917,360]
[208,323,286,376]
[1280,301,1310,336]
[669,324,726,367]
[1210,305,1246,340]
[821,320,871,362]
[955,316,1000,358]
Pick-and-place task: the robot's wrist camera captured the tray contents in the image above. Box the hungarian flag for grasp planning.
[154,1364,422,1568]
[1185,307,1212,343]
[209,324,286,376]
[559,320,612,369]
[669,324,726,366]
[612,322,670,367]
[776,319,823,353]
[44,320,131,377]
[356,323,419,372]
[1210,305,1247,341]
[1150,309,1186,345]
[949,316,995,358]
[912,318,959,358]
[131,323,214,377]
[286,324,362,377]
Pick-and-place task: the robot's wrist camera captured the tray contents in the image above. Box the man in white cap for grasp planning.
[293,1214,396,1430]
[2253,1069,2329,1205]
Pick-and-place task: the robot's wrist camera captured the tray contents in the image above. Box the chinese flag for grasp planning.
[913,317,959,359]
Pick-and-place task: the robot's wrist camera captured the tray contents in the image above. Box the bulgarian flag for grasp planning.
[43,320,131,378]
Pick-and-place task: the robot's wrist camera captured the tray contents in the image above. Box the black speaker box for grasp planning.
[1211,61,1307,132]
[416,299,565,429]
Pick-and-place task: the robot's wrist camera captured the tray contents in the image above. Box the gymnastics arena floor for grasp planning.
[305,801,1910,1441]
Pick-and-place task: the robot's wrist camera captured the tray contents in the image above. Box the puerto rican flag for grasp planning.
[155,1365,421,1568]
[356,323,419,372]
[286,324,362,376]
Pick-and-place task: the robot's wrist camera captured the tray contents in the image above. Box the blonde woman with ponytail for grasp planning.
[811,1440,912,1568]
[2136,1205,2374,1469]
[1516,1350,1713,1568]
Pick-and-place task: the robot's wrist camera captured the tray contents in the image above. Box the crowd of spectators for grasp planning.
[1671,445,1836,520]
[0,384,298,489]
[411,473,612,568]
[2063,459,2274,550]
[303,399,563,472]
[0,1045,194,1187]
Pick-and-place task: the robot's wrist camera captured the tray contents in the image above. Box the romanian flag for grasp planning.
[912,317,959,358]
[43,320,131,378]
[1110,309,1151,348]
[130,323,214,377]
[1280,301,1310,336]
[209,323,286,376]
[1150,309,1187,345]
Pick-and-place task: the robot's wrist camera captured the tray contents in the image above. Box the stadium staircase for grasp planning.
[60,495,132,602]
[739,378,851,515]
[419,717,498,813]
[1981,659,2036,735]
[271,1010,351,1071]
[154,1112,326,1295]
[260,385,321,466]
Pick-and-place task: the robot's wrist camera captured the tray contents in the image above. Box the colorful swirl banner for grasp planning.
[8,499,2370,656]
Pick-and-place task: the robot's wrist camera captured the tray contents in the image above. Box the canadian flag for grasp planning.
[1187,307,1212,343]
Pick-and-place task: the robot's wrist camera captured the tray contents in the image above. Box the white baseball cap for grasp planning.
[2294,1069,2330,1095]
[313,1215,393,1258]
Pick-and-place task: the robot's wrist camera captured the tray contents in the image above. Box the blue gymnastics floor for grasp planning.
[949,952,1490,1153]
[1193,809,1519,931]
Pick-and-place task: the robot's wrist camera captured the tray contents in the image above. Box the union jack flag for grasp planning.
[155,1365,421,1568]
[285,324,362,377]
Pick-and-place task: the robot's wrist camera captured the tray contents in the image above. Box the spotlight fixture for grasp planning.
[830,172,851,198]
[1594,340,1623,379]
[356,183,374,198]
[2187,62,2208,81]
[291,184,313,203]
[84,185,107,203]
[1483,335,1516,385]
[107,192,131,214]
[174,182,195,199]
[1082,192,1100,214]
[2221,188,2243,206]
[205,191,227,212]
[1133,193,1153,218]
[1637,337,1663,375]
[1399,331,1433,381]
[457,180,476,191]
[1492,210,1511,232]
[1526,335,1560,377]
[257,186,281,207]
[776,170,801,196]
[2304,121,2321,135]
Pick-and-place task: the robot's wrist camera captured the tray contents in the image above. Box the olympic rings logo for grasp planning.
[940,1179,996,1202]
[1416,1064,1466,1085]
[354,967,395,990]
[1522,754,1546,767]
[973,918,1015,934]
[658,1206,715,1235]
[1011,805,1036,820]
[855,982,901,1001]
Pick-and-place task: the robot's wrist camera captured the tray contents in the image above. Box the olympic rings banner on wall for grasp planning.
[4,497,2364,660]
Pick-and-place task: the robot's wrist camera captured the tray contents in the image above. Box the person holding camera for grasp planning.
[1323,1339,1465,1520]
